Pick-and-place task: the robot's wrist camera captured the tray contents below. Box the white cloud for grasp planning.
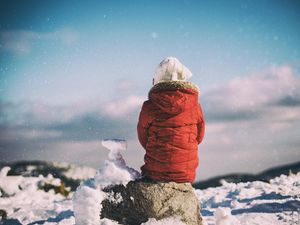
[197,63,300,179]
[0,31,34,54]
[104,95,146,118]
[1,64,300,180]
[55,29,78,45]
[0,129,62,141]
[0,100,87,126]
[0,28,78,55]
[202,64,300,122]
[1,94,146,126]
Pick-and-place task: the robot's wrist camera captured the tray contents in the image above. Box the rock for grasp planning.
[101,179,203,225]
[0,209,7,220]
[0,218,22,225]
[38,181,70,197]
[0,209,22,225]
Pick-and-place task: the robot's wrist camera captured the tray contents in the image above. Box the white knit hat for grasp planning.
[153,57,192,85]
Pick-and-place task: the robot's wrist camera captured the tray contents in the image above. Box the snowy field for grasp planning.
[1,140,299,225]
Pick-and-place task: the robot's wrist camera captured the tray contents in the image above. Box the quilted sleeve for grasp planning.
[196,103,205,144]
[137,100,153,150]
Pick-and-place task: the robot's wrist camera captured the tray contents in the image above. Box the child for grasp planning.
[137,57,205,183]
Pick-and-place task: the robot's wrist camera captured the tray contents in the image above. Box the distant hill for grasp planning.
[1,160,299,190]
[192,161,300,189]
[0,160,96,191]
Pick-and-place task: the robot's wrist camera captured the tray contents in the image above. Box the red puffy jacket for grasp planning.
[137,81,205,183]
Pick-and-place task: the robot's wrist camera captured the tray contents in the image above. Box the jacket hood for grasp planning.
[149,81,199,115]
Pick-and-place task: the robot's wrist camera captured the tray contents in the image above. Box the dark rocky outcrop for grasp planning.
[193,161,300,189]
[0,161,83,191]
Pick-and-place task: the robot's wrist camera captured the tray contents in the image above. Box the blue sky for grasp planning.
[0,0,300,180]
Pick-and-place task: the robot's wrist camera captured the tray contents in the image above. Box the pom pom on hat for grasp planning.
[153,57,192,85]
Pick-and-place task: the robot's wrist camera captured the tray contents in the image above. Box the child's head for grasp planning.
[153,57,192,85]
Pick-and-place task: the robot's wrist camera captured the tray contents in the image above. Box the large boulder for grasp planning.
[101,179,203,225]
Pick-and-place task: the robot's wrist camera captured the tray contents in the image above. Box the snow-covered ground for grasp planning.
[195,174,300,225]
[1,140,299,225]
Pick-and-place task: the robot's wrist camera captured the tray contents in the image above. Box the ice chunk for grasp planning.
[100,218,119,225]
[73,181,106,225]
[102,139,127,161]
[95,160,133,187]
[214,208,240,225]
[96,139,140,187]
[0,166,10,177]
[0,167,23,196]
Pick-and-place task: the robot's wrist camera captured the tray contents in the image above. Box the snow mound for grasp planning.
[0,166,70,224]
[195,172,300,225]
[214,208,240,225]
[73,180,105,225]
[94,139,140,187]
[73,139,140,225]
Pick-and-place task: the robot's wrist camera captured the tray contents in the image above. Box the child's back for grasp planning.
[137,57,205,183]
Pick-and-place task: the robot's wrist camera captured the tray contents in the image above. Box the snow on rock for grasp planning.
[72,139,140,225]
[98,218,119,225]
[94,161,132,188]
[95,139,140,187]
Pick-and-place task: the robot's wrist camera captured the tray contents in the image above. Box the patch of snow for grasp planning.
[0,166,10,177]
[26,165,37,173]
[270,173,300,197]
[94,139,140,187]
[73,180,105,225]
[99,218,119,225]
[63,165,97,180]
[72,139,140,225]
[0,167,23,196]
[107,191,123,204]
[101,139,127,161]
[214,208,240,225]
[142,217,187,225]
[0,167,70,224]
[94,160,132,187]
[195,172,300,225]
